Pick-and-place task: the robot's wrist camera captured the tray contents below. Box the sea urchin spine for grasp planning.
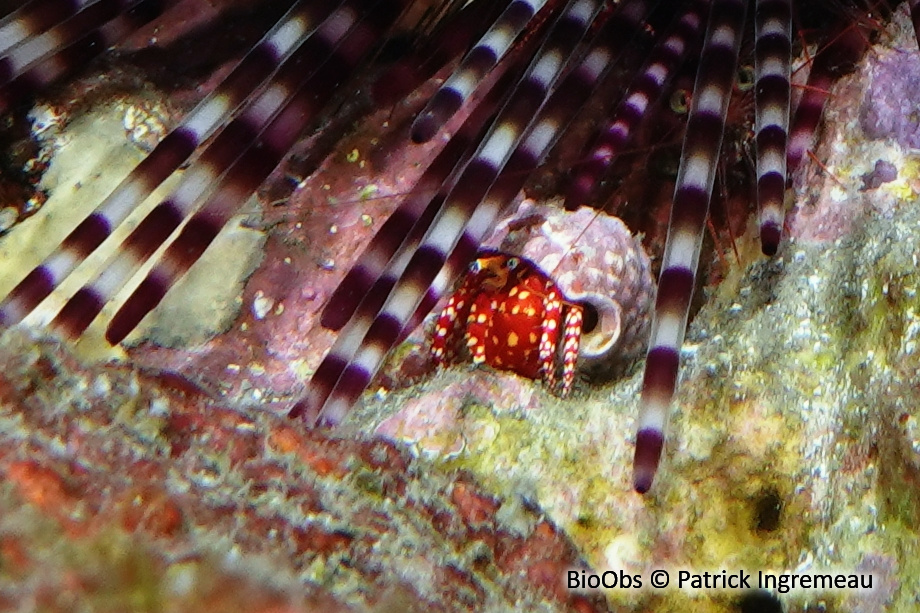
[0,0,343,326]
[633,0,747,494]
[294,0,606,426]
[753,0,791,256]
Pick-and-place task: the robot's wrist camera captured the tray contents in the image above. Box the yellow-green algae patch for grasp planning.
[0,86,266,362]
[351,197,919,611]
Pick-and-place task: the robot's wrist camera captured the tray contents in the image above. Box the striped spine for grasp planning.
[91,1,403,344]
[0,0,166,111]
[0,0,153,87]
[293,0,604,426]
[786,20,867,177]
[564,0,707,210]
[0,0,112,56]
[633,0,747,494]
[319,64,515,332]
[410,0,548,142]
[52,1,392,340]
[753,0,791,255]
[303,0,653,422]
[0,0,340,327]
[398,0,654,340]
[371,0,505,107]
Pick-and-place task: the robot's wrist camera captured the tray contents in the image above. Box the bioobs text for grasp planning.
[568,569,641,589]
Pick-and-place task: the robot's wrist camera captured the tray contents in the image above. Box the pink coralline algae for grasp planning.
[0,328,609,613]
[860,159,899,191]
[787,8,920,246]
[860,45,920,149]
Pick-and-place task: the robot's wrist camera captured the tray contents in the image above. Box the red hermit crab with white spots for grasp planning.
[431,251,583,396]
[430,201,656,397]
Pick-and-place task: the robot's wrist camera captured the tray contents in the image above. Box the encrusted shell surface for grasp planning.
[483,199,655,377]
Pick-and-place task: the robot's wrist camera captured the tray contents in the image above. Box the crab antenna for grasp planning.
[633,0,747,494]
[0,0,341,327]
[754,0,792,255]
[295,0,606,426]
[410,0,549,143]
[564,0,708,210]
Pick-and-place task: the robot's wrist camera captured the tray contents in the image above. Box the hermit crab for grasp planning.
[431,251,586,396]
[429,202,655,396]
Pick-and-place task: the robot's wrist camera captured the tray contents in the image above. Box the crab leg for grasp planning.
[753,0,791,255]
[0,0,342,327]
[398,0,655,339]
[298,0,656,424]
[633,0,747,494]
[296,0,605,426]
[564,0,708,210]
[559,303,582,396]
[431,261,482,366]
[536,285,563,389]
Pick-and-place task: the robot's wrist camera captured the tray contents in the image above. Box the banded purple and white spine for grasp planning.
[410,0,548,142]
[0,0,167,110]
[753,0,791,255]
[0,0,341,327]
[564,0,707,210]
[319,65,515,332]
[0,0,153,87]
[371,1,506,107]
[786,20,867,177]
[293,0,604,427]
[633,0,747,494]
[52,0,404,343]
[0,0,114,57]
[399,0,655,338]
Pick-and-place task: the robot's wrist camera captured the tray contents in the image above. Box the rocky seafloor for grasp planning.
[2,4,920,613]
